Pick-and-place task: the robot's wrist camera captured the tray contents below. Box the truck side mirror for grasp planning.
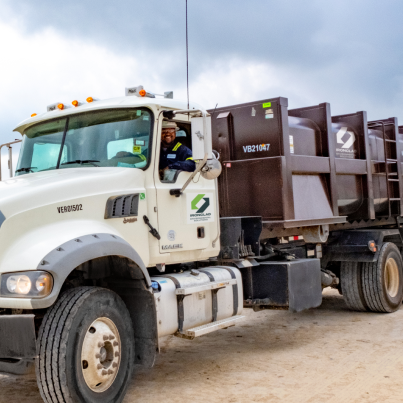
[191,116,212,160]
[200,157,222,180]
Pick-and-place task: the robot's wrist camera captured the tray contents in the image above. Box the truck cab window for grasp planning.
[15,108,153,175]
[160,122,194,183]
[16,118,67,175]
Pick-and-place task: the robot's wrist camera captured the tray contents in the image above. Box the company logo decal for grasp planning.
[187,193,214,224]
[191,194,210,213]
[336,127,356,159]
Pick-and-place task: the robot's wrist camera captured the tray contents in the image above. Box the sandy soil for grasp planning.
[1,288,403,403]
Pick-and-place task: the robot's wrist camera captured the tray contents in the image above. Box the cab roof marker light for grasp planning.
[86,97,100,103]
[31,113,37,117]
[47,102,71,112]
[72,100,84,107]
[47,102,63,112]
[125,85,164,98]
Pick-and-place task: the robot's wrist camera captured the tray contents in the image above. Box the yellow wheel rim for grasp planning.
[384,257,400,298]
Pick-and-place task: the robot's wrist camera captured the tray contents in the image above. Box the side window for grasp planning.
[160,122,192,183]
[176,124,192,150]
[31,143,67,171]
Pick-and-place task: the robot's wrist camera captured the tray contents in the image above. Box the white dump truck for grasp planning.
[1,87,403,403]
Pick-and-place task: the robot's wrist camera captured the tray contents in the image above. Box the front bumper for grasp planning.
[0,315,37,359]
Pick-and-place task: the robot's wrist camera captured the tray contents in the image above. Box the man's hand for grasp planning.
[159,166,169,179]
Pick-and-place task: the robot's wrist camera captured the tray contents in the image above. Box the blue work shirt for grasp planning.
[159,141,196,172]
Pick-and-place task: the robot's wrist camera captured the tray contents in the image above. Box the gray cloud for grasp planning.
[2,0,403,124]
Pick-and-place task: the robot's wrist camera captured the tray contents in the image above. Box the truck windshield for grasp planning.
[15,108,153,176]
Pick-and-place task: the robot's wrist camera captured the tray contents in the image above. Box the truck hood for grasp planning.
[0,167,145,221]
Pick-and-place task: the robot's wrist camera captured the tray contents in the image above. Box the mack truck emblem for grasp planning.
[336,127,355,149]
[162,244,183,250]
[123,217,137,224]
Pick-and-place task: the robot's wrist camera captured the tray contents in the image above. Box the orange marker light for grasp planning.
[368,241,377,252]
[31,113,37,117]
[57,103,64,110]
[139,89,146,97]
[72,100,79,107]
[86,97,94,103]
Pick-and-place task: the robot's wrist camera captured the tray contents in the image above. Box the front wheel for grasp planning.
[36,286,134,403]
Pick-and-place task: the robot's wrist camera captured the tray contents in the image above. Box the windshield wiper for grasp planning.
[15,167,37,173]
[61,160,100,167]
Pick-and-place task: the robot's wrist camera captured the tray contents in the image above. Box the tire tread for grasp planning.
[361,242,402,313]
[340,261,368,311]
[36,287,101,403]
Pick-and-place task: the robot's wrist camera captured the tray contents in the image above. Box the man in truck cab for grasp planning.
[159,120,195,178]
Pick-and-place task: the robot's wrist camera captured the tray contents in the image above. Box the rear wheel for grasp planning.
[36,286,134,403]
[361,242,403,313]
[340,261,368,312]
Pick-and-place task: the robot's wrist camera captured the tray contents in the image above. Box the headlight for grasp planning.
[0,271,53,298]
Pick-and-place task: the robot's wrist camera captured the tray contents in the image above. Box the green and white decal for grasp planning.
[187,193,214,224]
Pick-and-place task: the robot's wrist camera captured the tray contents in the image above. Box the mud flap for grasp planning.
[0,315,37,359]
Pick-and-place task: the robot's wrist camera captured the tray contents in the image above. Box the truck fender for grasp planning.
[30,233,152,309]
[323,229,402,263]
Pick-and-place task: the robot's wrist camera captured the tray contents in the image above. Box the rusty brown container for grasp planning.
[208,98,403,230]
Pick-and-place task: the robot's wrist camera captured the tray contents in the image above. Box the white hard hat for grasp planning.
[162,121,179,130]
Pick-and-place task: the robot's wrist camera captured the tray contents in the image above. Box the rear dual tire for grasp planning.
[341,242,403,313]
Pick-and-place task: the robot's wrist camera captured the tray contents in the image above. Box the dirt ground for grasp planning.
[2,288,403,403]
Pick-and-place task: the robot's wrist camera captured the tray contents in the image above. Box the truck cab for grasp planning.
[9,91,219,271]
[0,88,229,402]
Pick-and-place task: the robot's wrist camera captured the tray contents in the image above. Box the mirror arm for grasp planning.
[169,153,208,197]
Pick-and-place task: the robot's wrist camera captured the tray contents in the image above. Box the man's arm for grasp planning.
[168,146,196,172]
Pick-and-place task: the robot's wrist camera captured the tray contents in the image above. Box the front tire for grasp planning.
[36,286,134,403]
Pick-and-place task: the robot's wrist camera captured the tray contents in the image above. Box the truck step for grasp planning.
[175,315,244,340]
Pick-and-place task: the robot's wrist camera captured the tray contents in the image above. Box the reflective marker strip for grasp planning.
[280,236,303,243]
[172,142,182,152]
[289,236,304,241]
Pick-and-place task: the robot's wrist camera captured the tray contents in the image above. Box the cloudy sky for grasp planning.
[0,0,403,177]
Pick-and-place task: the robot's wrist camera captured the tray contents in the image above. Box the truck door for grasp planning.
[154,119,217,258]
